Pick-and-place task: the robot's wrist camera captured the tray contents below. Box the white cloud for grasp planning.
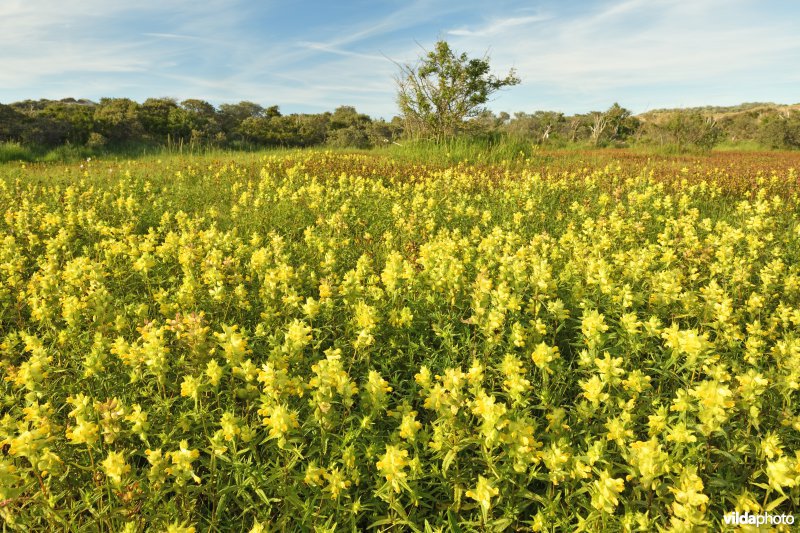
[448,14,551,37]
[0,0,249,88]
[442,0,800,113]
[298,42,387,62]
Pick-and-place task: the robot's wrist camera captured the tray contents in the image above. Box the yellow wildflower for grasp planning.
[102,450,130,485]
[375,445,410,493]
[591,470,625,514]
[466,475,500,516]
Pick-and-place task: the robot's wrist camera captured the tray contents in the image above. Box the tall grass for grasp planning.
[3,135,790,167]
[379,135,540,165]
[0,142,34,163]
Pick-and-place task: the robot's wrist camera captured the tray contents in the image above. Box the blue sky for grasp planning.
[1,0,798,118]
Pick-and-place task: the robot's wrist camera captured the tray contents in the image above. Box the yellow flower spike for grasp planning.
[591,470,625,514]
[466,475,499,516]
[581,309,609,349]
[414,366,432,390]
[580,375,608,407]
[166,440,201,485]
[765,456,797,492]
[626,439,670,489]
[375,444,410,494]
[324,466,351,500]
[282,319,312,355]
[466,358,485,386]
[180,375,200,400]
[669,465,708,528]
[499,354,530,402]
[259,403,299,443]
[204,359,224,387]
[214,324,250,365]
[164,523,196,533]
[304,462,327,486]
[66,418,99,447]
[102,450,130,486]
[364,370,392,411]
[398,411,423,441]
[594,351,625,385]
[219,412,240,442]
[531,342,559,374]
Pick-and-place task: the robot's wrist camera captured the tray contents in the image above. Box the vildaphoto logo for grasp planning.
[723,511,795,526]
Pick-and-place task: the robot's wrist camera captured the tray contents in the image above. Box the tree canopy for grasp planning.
[396,41,520,141]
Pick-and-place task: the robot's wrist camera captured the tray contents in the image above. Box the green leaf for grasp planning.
[447,510,464,533]
[765,495,788,512]
[442,449,457,478]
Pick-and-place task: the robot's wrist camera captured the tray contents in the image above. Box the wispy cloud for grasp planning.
[0,0,248,86]
[448,15,551,37]
[443,0,800,112]
[299,42,387,62]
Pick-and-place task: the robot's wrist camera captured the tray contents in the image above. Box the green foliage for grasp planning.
[396,41,521,141]
[661,110,722,151]
[0,142,34,163]
[42,143,95,162]
[757,111,800,150]
[381,135,538,165]
[603,103,639,144]
[93,98,143,145]
[502,111,566,144]
[138,98,180,141]
[1,93,799,158]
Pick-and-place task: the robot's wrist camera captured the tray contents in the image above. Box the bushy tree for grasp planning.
[180,99,220,145]
[218,101,265,145]
[395,41,520,141]
[327,106,373,148]
[93,98,142,145]
[503,111,565,144]
[604,103,639,144]
[757,111,800,149]
[138,98,180,142]
[0,104,24,142]
[661,111,721,151]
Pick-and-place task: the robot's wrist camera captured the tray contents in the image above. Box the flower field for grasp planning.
[1,151,799,531]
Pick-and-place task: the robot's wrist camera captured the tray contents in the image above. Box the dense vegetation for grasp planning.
[2,97,800,163]
[1,150,799,530]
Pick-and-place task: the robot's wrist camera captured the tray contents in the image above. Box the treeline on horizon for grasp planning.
[1,97,800,158]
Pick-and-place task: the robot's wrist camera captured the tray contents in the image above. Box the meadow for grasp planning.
[1,148,799,531]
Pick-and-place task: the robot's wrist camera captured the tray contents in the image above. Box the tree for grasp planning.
[582,104,639,147]
[588,111,608,146]
[757,111,800,149]
[327,106,373,148]
[661,111,721,151]
[180,99,220,145]
[138,98,179,142]
[218,101,265,144]
[503,111,565,144]
[604,103,638,143]
[395,40,520,141]
[92,98,142,145]
[0,104,25,142]
[566,115,585,143]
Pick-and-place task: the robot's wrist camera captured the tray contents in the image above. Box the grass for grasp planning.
[2,134,797,167]
[0,142,35,163]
